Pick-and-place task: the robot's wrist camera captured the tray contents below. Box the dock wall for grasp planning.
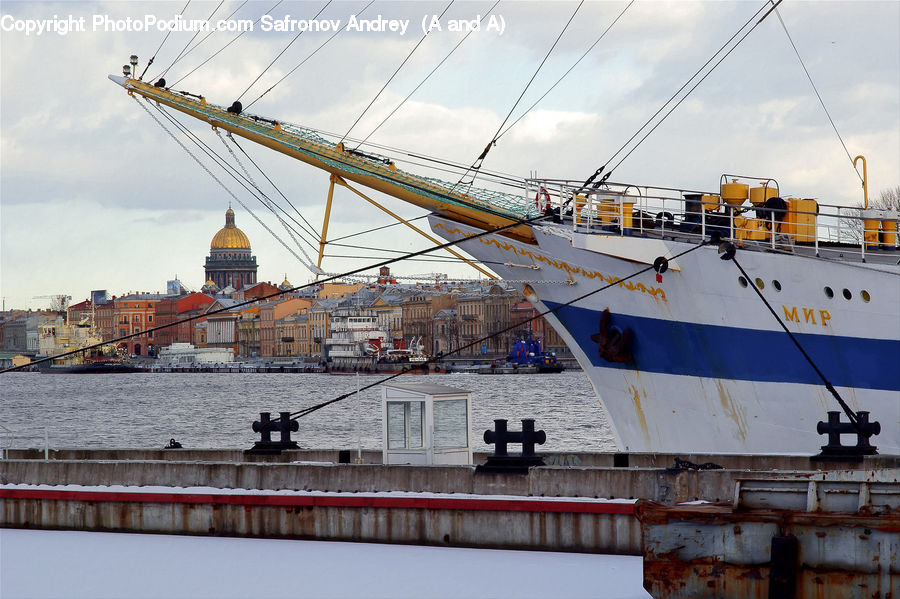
[1,488,640,554]
[6,448,894,470]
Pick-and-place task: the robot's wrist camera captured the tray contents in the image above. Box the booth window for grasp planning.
[433,399,468,449]
[387,401,424,449]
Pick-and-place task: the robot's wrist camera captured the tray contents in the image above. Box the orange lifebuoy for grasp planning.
[535,187,551,212]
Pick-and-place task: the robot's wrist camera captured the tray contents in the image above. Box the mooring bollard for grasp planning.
[245,411,299,455]
[476,418,546,474]
[813,410,880,461]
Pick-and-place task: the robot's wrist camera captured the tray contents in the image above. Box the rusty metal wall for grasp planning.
[637,500,900,598]
[0,494,641,554]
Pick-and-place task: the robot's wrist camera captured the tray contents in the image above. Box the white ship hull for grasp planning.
[429,215,900,454]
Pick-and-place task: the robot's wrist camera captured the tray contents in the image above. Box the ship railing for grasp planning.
[0,423,53,460]
[525,179,899,261]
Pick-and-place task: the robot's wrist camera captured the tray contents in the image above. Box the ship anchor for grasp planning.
[590,308,633,363]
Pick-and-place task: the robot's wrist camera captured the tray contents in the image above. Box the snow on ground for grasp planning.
[1,529,651,599]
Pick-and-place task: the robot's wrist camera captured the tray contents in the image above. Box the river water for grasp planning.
[0,370,615,453]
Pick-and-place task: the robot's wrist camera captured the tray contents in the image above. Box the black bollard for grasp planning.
[813,411,880,461]
[476,418,546,474]
[245,411,299,455]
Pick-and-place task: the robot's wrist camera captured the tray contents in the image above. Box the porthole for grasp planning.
[824,286,834,299]
[738,276,748,288]
[861,290,871,303]
[843,288,852,300]
[755,278,765,290]
[772,280,782,291]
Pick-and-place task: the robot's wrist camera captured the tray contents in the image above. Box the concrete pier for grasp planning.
[1,449,896,557]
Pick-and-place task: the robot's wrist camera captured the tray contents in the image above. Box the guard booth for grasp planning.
[382,383,472,465]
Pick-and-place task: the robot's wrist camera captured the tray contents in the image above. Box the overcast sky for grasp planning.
[2,0,898,310]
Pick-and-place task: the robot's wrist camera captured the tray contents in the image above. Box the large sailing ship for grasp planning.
[108,12,899,454]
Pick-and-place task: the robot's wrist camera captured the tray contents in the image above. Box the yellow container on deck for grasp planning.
[598,198,618,225]
[721,179,749,206]
[749,184,778,207]
[701,194,721,212]
[880,212,899,248]
[735,218,769,241]
[861,210,881,250]
[785,198,818,242]
[621,202,635,229]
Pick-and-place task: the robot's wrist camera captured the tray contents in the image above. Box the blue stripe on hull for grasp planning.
[546,302,900,391]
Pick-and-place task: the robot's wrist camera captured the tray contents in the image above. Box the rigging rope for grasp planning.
[139,0,191,80]
[771,6,864,184]
[495,0,634,141]
[216,129,320,268]
[245,0,376,110]
[353,0,501,149]
[157,0,225,81]
[171,0,284,88]
[325,215,430,244]
[138,96,322,275]
[147,102,324,256]
[228,136,321,240]
[579,0,781,190]
[453,0,584,191]
[155,1,249,82]
[287,240,708,421]
[340,0,455,144]
[237,0,333,102]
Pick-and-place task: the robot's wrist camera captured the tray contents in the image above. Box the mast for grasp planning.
[109,76,538,245]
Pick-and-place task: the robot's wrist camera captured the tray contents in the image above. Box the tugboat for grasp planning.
[482,333,565,374]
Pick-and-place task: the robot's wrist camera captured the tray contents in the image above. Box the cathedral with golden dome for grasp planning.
[204,207,258,291]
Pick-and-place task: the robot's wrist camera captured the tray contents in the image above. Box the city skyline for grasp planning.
[2,0,898,309]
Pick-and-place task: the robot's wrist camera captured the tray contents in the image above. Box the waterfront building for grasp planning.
[2,310,68,356]
[259,297,313,357]
[307,298,342,358]
[236,306,262,358]
[66,300,94,328]
[96,299,117,343]
[401,290,455,358]
[432,308,459,356]
[236,281,280,302]
[113,294,166,356]
[202,299,242,355]
[275,312,310,357]
[155,292,215,348]
[205,207,258,291]
[370,291,405,347]
[193,321,207,347]
[318,281,366,299]
[0,312,27,354]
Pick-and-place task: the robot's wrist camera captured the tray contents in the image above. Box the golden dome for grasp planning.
[211,208,251,249]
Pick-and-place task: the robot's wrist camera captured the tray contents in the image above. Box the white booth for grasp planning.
[382,383,472,465]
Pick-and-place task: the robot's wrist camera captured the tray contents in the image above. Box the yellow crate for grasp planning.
[785,198,817,242]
